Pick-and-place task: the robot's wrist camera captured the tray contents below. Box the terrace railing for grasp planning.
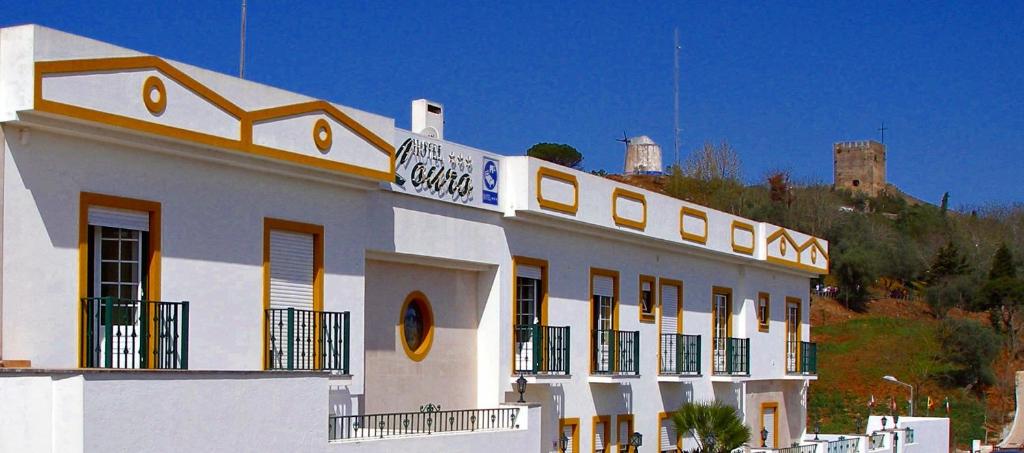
[826,437,860,453]
[869,433,886,449]
[513,324,570,375]
[591,329,640,375]
[786,341,817,375]
[712,337,749,376]
[265,307,349,373]
[329,406,520,441]
[80,297,189,369]
[659,333,701,375]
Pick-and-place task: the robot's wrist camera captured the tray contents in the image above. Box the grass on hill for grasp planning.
[809,299,989,448]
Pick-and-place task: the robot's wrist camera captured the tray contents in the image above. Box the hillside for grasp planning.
[809,295,1021,447]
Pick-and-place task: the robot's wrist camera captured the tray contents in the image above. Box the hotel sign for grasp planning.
[390,130,501,211]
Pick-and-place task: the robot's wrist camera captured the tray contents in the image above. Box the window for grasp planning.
[785,297,801,372]
[638,275,656,322]
[761,403,779,448]
[400,291,434,362]
[263,218,324,369]
[658,412,680,453]
[757,292,770,332]
[615,415,634,453]
[593,415,611,453]
[591,268,619,373]
[559,418,580,453]
[513,257,546,373]
[79,192,161,368]
[711,287,732,373]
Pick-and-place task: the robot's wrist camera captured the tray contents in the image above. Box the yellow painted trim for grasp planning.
[536,166,579,215]
[711,286,733,374]
[589,267,620,374]
[766,255,830,274]
[615,414,634,452]
[638,274,657,323]
[611,187,647,230]
[510,255,549,375]
[757,292,771,332]
[34,58,396,182]
[679,206,709,244]
[141,76,167,115]
[761,402,780,448]
[262,217,324,369]
[592,415,611,453]
[730,220,756,255]
[78,192,162,368]
[658,411,681,451]
[559,417,581,453]
[399,290,435,362]
[312,118,332,152]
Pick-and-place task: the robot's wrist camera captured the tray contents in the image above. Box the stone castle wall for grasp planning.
[833,140,886,196]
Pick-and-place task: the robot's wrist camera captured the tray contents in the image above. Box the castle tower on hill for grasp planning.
[833,140,887,196]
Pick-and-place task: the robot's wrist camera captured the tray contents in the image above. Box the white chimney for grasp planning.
[412,99,444,140]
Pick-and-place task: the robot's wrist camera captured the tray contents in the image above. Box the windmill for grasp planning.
[617,131,631,173]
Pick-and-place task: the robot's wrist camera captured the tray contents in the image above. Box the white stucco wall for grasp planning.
[0,371,327,453]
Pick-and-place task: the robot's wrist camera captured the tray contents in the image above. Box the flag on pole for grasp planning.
[944,397,951,415]
[868,394,876,413]
[890,395,898,413]
[927,396,935,415]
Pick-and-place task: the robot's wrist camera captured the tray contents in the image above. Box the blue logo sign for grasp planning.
[482,158,499,205]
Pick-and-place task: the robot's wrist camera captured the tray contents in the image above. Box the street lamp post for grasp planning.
[883,375,915,416]
[629,432,643,452]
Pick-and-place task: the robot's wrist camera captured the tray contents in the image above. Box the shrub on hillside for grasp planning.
[936,318,1000,390]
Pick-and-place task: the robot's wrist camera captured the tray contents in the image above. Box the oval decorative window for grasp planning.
[400,291,434,361]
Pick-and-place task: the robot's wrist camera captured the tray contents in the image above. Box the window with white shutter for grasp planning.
[594,418,609,453]
[268,230,315,310]
[660,283,679,335]
[659,415,678,452]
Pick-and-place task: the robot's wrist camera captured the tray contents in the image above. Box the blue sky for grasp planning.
[4,1,1022,206]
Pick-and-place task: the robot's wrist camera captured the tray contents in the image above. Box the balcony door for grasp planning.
[87,207,150,368]
[264,219,323,370]
[711,289,731,372]
[761,403,778,448]
[592,273,616,372]
[786,299,801,372]
[659,281,681,372]
[514,262,543,370]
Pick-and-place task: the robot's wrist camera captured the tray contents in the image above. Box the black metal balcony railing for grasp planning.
[265,307,349,373]
[825,437,860,453]
[591,329,640,375]
[659,334,701,375]
[513,324,570,375]
[80,297,189,369]
[786,340,818,375]
[712,337,749,376]
[329,406,520,441]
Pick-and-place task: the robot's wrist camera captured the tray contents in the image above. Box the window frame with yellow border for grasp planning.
[589,267,620,374]
[262,217,324,370]
[510,255,549,375]
[710,286,733,374]
[78,192,162,368]
[637,274,657,323]
[399,290,435,362]
[760,401,780,448]
[679,206,709,244]
[657,411,681,452]
[657,278,684,375]
[757,292,770,332]
[785,296,802,370]
[559,417,581,453]
[730,220,756,255]
[614,414,634,452]
[592,414,611,453]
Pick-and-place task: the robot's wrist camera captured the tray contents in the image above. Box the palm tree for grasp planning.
[671,401,750,453]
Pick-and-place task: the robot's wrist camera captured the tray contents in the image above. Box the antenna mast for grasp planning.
[673,27,681,169]
[239,0,247,79]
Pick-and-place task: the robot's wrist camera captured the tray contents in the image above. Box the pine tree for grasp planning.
[925,240,969,285]
[988,243,1016,280]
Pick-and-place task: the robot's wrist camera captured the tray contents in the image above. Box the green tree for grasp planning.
[671,401,750,453]
[525,143,583,169]
[937,318,1001,390]
[924,240,970,285]
[979,244,1024,354]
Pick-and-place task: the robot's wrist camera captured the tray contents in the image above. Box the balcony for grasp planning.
[265,307,349,373]
[591,329,640,376]
[329,406,522,441]
[513,324,570,376]
[712,337,749,376]
[659,334,701,376]
[786,341,818,375]
[80,297,189,369]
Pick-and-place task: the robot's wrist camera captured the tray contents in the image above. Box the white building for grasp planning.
[0,25,832,452]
